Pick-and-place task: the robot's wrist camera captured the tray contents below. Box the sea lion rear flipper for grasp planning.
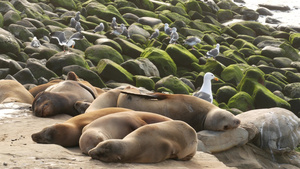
[120,91,168,100]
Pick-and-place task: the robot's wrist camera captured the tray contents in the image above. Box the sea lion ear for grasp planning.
[66,71,79,81]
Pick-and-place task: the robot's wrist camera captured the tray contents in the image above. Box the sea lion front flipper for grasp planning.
[120,91,168,100]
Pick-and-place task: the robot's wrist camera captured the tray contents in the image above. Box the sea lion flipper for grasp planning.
[120,91,168,100]
[66,71,80,81]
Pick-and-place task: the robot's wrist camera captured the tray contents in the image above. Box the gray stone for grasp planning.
[13,68,38,85]
[128,24,150,38]
[283,82,300,98]
[138,17,162,27]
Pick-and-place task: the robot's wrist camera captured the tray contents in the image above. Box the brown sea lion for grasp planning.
[31,107,131,147]
[29,79,62,97]
[88,120,198,163]
[79,111,172,154]
[0,80,34,104]
[117,92,241,132]
[32,72,100,117]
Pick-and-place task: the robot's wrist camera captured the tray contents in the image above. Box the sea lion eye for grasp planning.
[224,125,228,130]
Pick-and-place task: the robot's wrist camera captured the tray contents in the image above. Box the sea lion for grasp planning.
[31,107,131,147]
[88,120,198,163]
[117,92,241,132]
[29,79,62,97]
[79,111,172,154]
[32,72,100,117]
[0,79,34,104]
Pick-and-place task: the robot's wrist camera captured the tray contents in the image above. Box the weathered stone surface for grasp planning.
[155,75,192,94]
[85,45,124,66]
[121,58,160,77]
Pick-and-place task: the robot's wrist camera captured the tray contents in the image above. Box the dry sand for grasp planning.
[0,103,234,169]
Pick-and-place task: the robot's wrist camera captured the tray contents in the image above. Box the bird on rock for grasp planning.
[192,72,218,103]
[164,23,172,36]
[184,37,201,50]
[111,17,117,30]
[70,17,77,28]
[169,27,179,44]
[111,23,126,36]
[31,36,41,48]
[149,29,159,40]
[75,11,80,22]
[122,26,130,39]
[50,31,84,52]
[206,43,220,59]
[75,21,82,32]
[93,23,104,33]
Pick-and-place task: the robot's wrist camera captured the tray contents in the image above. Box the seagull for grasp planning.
[184,37,201,50]
[111,17,117,30]
[75,21,82,32]
[164,23,172,36]
[75,11,80,21]
[31,36,41,48]
[169,27,179,44]
[70,17,77,28]
[192,72,218,103]
[111,23,126,36]
[206,43,220,59]
[93,23,104,33]
[122,26,130,39]
[50,31,84,52]
[149,29,159,40]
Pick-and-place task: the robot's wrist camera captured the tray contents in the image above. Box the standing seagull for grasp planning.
[75,22,82,32]
[149,29,159,40]
[50,31,84,52]
[70,17,77,28]
[164,23,172,36]
[184,37,201,50]
[192,72,218,103]
[122,26,130,39]
[111,23,126,36]
[31,36,41,48]
[206,43,220,59]
[169,27,179,44]
[111,17,117,30]
[93,23,105,33]
[75,11,80,22]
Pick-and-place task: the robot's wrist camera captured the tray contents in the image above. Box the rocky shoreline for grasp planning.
[1,0,300,168]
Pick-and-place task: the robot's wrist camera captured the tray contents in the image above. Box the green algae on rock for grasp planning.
[228,91,254,112]
[155,75,192,94]
[85,45,124,66]
[165,44,198,67]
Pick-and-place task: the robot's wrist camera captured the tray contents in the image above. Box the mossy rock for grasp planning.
[265,74,286,89]
[162,11,191,24]
[229,21,270,36]
[230,23,256,37]
[62,65,106,88]
[237,68,290,109]
[50,0,77,10]
[0,13,3,28]
[191,59,225,77]
[26,59,58,80]
[186,0,202,14]
[114,38,144,59]
[38,48,58,60]
[134,75,155,90]
[87,3,127,24]
[265,80,282,92]
[227,91,254,112]
[180,27,204,38]
[165,44,198,67]
[170,6,189,18]
[272,57,292,68]
[42,20,68,28]
[261,46,285,59]
[289,33,300,48]
[221,64,247,86]
[190,20,220,33]
[3,10,21,27]
[33,28,50,39]
[221,27,238,38]
[95,59,134,84]
[217,9,233,22]
[271,31,290,40]
[46,52,89,76]
[223,50,247,64]
[216,85,237,104]
[0,28,20,55]
[156,87,174,94]
[253,35,275,46]
[8,24,34,42]
[283,82,300,98]
[285,71,300,83]
[203,34,217,45]
[85,45,124,66]
[13,68,38,85]
[232,39,258,50]
[120,57,160,77]
[280,43,300,61]
[127,0,154,11]
[247,55,272,65]
[118,6,157,18]
[155,75,191,94]
[140,47,177,77]
[95,38,122,53]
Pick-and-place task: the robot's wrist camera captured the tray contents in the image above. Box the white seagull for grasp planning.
[206,43,220,59]
[111,23,126,36]
[192,72,218,103]
[70,17,77,28]
[169,27,179,44]
[75,11,80,21]
[164,23,172,36]
[31,36,41,48]
[149,29,159,40]
[50,31,84,52]
[184,37,201,49]
[93,23,104,33]
[111,17,117,30]
[75,21,82,32]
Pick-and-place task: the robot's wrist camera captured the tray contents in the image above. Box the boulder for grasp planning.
[217,9,233,22]
[155,75,192,94]
[3,10,21,27]
[114,38,144,59]
[272,57,292,68]
[140,47,177,77]
[134,75,155,91]
[247,55,272,65]
[227,91,255,112]
[283,83,300,98]
[13,68,38,85]
[49,0,77,10]
[120,58,160,77]
[221,64,247,86]
[95,59,134,85]
[165,44,198,67]
[0,28,21,55]
[95,38,122,54]
[26,58,58,80]
[256,7,273,16]
[261,46,285,59]
[128,24,150,38]
[138,17,162,27]
[216,85,237,104]
[85,45,124,66]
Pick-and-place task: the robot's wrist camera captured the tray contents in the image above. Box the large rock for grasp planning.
[216,85,237,104]
[8,24,34,42]
[114,38,144,59]
[165,44,198,67]
[261,46,285,59]
[49,0,77,10]
[120,58,160,77]
[283,82,300,98]
[0,28,21,55]
[13,68,38,85]
[237,107,300,154]
[138,17,162,27]
[227,91,255,112]
[26,58,58,80]
[155,75,192,94]
[95,59,134,85]
[85,45,124,66]
[3,10,21,27]
[128,24,150,38]
[221,64,248,86]
[140,47,177,77]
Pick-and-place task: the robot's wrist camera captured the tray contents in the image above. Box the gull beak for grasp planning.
[214,77,219,81]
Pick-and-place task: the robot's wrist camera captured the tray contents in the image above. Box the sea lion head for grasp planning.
[32,92,67,117]
[204,108,241,131]
[88,140,124,162]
